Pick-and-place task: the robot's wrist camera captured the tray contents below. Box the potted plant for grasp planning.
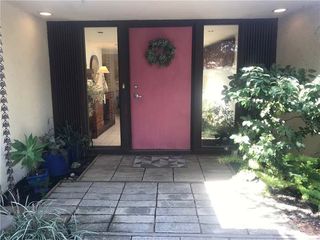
[40,129,68,177]
[57,123,90,167]
[11,134,48,194]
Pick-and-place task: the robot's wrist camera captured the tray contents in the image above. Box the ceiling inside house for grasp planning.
[85,27,118,50]
[4,0,320,21]
[204,25,239,47]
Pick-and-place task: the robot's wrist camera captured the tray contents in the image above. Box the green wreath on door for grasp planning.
[145,38,176,67]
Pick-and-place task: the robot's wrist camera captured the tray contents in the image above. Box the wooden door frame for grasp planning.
[51,18,277,154]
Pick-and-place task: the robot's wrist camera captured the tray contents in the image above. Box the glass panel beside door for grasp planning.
[84,27,121,147]
[201,25,238,147]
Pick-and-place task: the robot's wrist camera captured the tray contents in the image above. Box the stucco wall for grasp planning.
[0,3,53,192]
[277,5,320,156]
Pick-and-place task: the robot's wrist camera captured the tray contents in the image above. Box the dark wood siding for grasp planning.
[47,22,88,134]
[238,19,278,69]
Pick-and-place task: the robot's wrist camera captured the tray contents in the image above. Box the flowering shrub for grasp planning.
[223,65,320,209]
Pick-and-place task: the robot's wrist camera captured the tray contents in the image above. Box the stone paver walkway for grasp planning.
[46,155,316,239]
[79,155,233,182]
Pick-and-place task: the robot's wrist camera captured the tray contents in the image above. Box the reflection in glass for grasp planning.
[202,25,238,145]
[84,27,121,146]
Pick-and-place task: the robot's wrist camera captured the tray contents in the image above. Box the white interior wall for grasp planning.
[277,5,320,156]
[85,42,106,92]
[0,3,53,192]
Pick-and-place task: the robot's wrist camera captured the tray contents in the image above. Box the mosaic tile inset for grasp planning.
[133,155,187,168]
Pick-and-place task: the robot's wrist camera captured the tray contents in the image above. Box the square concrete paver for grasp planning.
[143,168,173,181]
[158,183,192,194]
[112,215,154,223]
[109,223,154,232]
[155,222,201,233]
[115,207,156,215]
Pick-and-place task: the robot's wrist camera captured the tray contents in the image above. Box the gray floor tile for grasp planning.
[75,206,115,215]
[112,215,154,223]
[81,176,113,181]
[132,237,179,240]
[158,183,191,194]
[191,183,207,194]
[198,215,220,224]
[123,183,157,194]
[156,208,196,216]
[109,223,154,232]
[200,225,248,235]
[181,238,228,240]
[47,198,81,206]
[197,207,216,216]
[111,177,143,181]
[158,194,193,200]
[48,192,86,199]
[157,200,195,208]
[84,193,121,200]
[91,182,124,188]
[44,206,77,214]
[80,200,118,207]
[118,200,156,207]
[84,236,131,240]
[156,215,198,223]
[59,182,92,187]
[174,174,205,182]
[195,200,214,208]
[120,194,156,201]
[74,214,112,223]
[89,187,123,194]
[115,207,156,215]
[78,223,109,232]
[193,193,210,200]
[143,168,173,182]
[155,222,201,233]
[54,187,89,193]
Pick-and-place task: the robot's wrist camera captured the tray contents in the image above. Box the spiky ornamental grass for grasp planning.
[0,194,91,240]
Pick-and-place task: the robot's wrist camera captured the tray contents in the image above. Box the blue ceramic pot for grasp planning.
[26,169,49,194]
[44,153,68,177]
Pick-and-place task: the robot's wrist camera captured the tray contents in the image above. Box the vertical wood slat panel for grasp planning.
[47,22,88,134]
[236,19,278,122]
[238,19,278,69]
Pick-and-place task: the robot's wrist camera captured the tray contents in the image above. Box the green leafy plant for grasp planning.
[40,128,66,155]
[11,134,47,174]
[202,104,235,139]
[0,194,90,239]
[257,154,320,210]
[223,65,320,209]
[87,79,104,118]
[57,124,90,150]
[57,123,90,163]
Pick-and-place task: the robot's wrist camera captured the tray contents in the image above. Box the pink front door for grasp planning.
[129,27,192,150]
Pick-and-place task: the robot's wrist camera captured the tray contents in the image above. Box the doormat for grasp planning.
[133,155,187,168]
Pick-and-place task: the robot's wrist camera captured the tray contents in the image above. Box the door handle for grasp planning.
[134,92,142,99]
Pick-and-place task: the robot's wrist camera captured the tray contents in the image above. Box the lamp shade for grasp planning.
[99,66,109,73]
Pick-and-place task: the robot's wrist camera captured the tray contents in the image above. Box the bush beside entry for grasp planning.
[223,65,320,210]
